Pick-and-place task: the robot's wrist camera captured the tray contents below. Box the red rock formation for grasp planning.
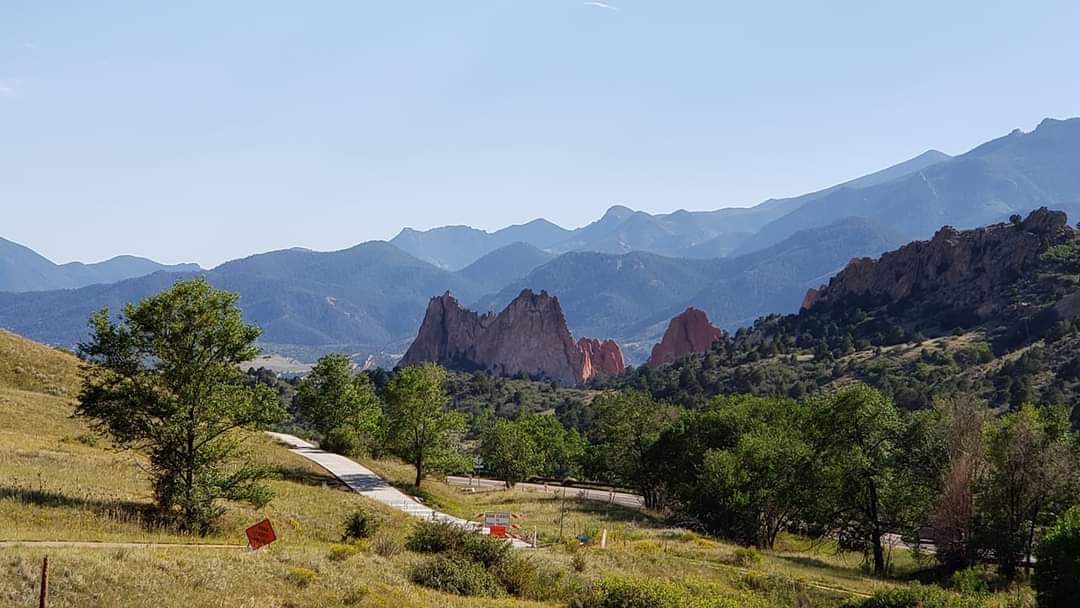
[800,287,821,311]
[803,208,1073,319]
[646,307,726,367]
[401,289,624,386]
[578,338,625,381]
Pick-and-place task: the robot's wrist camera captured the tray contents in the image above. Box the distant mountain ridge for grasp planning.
[2,117,1077,368]
[734,118,1080,255]
[0,237,200,293]
[390,147,952,269]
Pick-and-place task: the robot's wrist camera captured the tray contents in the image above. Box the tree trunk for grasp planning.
[414,462,423,489]
[872,532,886,576]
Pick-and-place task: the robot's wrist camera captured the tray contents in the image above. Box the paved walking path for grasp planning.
[266,432,531,548]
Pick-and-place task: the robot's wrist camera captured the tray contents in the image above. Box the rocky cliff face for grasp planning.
[400,289,625,386]
[578,338,625,381]
[647,307,727,367]
[804,208,1074,320]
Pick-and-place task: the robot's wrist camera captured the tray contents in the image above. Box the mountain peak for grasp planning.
[601,205,636,222]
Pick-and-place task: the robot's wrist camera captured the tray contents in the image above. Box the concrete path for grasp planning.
[266,432,530,548]
[447,476,645,510]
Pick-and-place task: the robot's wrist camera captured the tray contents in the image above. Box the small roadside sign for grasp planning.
[482,512,515,538]
[245,518,277,550]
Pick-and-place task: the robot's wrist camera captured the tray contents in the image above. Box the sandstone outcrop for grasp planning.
[646,307,726,367]
[578,338,625,381]
[400,289,625,386]
[802,208,1074,320]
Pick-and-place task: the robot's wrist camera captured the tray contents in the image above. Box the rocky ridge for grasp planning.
[804,208,1075,322]
[646,307,727,367]
[400,290,625,385]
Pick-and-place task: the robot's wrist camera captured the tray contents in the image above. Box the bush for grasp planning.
[285,567,319,588]
[842,585,985,608]
[1034,507,1080,608]
[493,553,541,598]
[949,567,990,597]
[572,551,589,573]
[328,544,359,562]
[577,578,755,608]
[321,425,363,456]
[370,530,403,557]
[406,520,468,553]
[342,509,377,541]
[459,532,512,568]
[409,556,503,597]
[732,547,761,568]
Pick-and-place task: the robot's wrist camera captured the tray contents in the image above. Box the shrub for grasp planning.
[406,520,467,553]
[370,531,403,558]
[572,551,589,573]
[1034,507,1080,608]
[842,585,985,608]
[328,544,359,562]
[321,426,363,456]
[578,578,688,608]
[342,509,377,541]
[493,553,541,598]
[285,567,319,588]
[577,578,755,608]
[949,567,990,597]
[459,532,511,568]
[732,547,761,568]
[409,556,503,597]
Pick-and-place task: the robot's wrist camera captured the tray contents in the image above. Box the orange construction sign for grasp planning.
[245,518,277,550]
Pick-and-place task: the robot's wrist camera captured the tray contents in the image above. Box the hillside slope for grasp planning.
[597,209,1080,421]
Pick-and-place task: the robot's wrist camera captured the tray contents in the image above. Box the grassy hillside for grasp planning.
[0,330,1024,607]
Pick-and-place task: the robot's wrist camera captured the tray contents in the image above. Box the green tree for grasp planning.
[1034,506,1080,608]
[479,418,541,488]
[516,412,585,478]
[77,278,286,534]
[296,354,381,455]
[384,363,466,488]
[697,399,817,549]
[978,404,1076,579]
[806,384,927,575]
[586,389,678,508]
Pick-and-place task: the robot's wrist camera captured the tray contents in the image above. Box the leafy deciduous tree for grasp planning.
[296,353,381,455]
[77,278,286,534]
[384,363,466,488]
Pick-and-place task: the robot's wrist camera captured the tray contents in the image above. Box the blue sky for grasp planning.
[2,0,1078,268]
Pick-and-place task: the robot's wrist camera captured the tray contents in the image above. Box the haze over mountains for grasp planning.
[1,118,1077,366]
[0,237,200,293]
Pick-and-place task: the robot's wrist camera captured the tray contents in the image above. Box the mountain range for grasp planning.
[0,237,200,293]
[1,117,1077,366]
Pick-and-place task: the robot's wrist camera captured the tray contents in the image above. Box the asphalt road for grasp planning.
[446,476,645,510]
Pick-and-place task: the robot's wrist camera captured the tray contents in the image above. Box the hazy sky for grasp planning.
[2,1,1078,268]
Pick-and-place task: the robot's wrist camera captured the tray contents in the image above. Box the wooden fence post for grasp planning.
[38,556,48,608]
